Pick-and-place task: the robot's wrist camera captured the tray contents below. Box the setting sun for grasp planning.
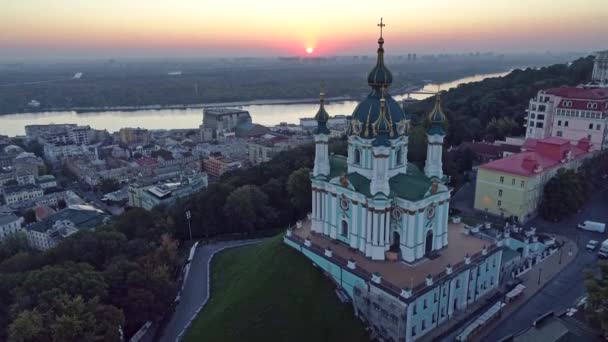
[306,47,314,54]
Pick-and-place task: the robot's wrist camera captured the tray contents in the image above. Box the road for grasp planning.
[158,239,263,342]
[482,183,608,341]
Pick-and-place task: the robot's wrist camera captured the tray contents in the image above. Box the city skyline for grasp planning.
[1,0,607,59]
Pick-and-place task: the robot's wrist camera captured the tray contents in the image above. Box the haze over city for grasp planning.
[1,0,607,59]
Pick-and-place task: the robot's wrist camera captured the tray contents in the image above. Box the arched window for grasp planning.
[341,220,348,237]
[396,147,403,165]
[354,148,361,165]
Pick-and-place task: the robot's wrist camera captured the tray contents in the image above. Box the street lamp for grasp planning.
[537,267,542,285]
[186,210,192,242]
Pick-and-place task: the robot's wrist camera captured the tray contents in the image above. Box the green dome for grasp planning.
[349,86,407,139]
[367,37,393,88]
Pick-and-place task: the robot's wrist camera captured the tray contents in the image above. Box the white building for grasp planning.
[525,86,608,150]
[3,184,44,205]
[591,50,608,85]
[0,213,22,241]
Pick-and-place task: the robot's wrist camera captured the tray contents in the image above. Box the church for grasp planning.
[285,20,504,342]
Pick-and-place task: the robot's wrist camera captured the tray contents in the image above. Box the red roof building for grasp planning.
[525,86,608,151]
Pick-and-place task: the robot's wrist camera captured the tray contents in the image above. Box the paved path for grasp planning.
[158,239,263,342]
[480,183,608,340]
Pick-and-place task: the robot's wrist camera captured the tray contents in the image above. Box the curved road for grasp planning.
[482,184,608,341]
[158,239,263,342]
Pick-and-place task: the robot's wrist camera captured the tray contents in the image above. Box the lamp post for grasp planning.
[186,210,192,242]
[537,267,542,285]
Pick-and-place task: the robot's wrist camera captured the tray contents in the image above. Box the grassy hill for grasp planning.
[184,235,368,342]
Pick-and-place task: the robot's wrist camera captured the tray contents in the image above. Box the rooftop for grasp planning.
[204,107,250,116]
[25,207,107,233]
[292,220,492,294]
[480,137,591,177]
[328,155,435,201]
[0,213,20,225]
[546,86,608,100]
[4,183,42,194]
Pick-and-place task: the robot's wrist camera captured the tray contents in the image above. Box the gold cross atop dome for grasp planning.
[377,18,385,38]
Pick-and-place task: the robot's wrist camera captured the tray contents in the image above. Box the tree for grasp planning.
[223,185,276,234]
[22,209,36,224]
[0,232,32,262]
[539,168,588,222]
[585,261,608,335]
[287,168,311,218]
[8,295,124,342]
[57,199,67,210]
[98,178,120,194]
[8,309,44,342]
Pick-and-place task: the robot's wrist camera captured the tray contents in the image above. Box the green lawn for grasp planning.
[184,235,369,342]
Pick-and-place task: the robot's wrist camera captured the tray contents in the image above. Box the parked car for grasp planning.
[586,240,599,251]
[578,221,606,233]
[598,239,608,258]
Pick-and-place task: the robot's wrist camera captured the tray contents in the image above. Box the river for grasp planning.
[0,71,509,136]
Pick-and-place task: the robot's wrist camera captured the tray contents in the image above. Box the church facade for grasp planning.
[285,21,504,342]
[310,25,450,264]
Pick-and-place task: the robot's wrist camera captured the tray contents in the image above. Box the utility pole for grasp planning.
[186,210,192,242]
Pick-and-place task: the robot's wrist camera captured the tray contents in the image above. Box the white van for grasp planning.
[598,239,608,258]
[578,221,606,233]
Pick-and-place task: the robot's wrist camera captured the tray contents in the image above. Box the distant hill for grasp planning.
[184,235,368,342]
[406,56,595,146]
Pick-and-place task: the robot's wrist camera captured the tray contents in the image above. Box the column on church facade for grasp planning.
[436,201,445,249]
[384,209,393,250]
[442,201,449,246]
[350,202,358,248]
[379,210,385,249]
[365,207,373,258]
[404,210,416,262]
[415,209,425,259]
[311,189,317,232]
[370,209,377,246]
[359,205,367,253]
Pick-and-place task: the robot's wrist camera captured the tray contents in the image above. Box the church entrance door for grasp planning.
[390,231,400,252]
[425,230,433,256]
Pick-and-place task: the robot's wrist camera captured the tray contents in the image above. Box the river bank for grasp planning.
[0,71,510,136]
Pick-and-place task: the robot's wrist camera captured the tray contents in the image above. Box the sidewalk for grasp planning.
[475,237,579,340]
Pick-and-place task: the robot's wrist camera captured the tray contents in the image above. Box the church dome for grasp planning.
[348,25,408,140]
[367,38,393,88]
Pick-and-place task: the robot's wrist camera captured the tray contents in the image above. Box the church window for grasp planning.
[354,148,361,165]
[589,123,594,130]
[499,176,504,183]
[341,220,348,237]
[511,178,515,185]
[521,180,525,188]
[456,279,461,289]
[423,299,427,309]
[434,292,438,303]
[565,121,569,127]
[556,131,562,137]
[412,303,417,314]
[421,320,426,330]
[597,124,602,130]
[497,200,502,207]
[396,147,403,165]
[558,120,562,126]
[411,325,417,337]
[498,189,502,197]
[443,287,447,297]
[432,313,436,323]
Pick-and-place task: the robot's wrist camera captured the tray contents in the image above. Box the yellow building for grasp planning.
[474,137,593,223]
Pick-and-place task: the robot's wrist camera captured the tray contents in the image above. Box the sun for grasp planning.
[306,47,314,54]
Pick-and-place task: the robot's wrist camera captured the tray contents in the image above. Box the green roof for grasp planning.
[328,155,434,201]
[389,164,433,201]
[328,155,347,179]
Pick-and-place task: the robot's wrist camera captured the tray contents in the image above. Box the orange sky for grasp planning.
[1,0,607,58]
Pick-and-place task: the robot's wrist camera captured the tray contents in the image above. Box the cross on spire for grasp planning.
[377,18,385,38]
